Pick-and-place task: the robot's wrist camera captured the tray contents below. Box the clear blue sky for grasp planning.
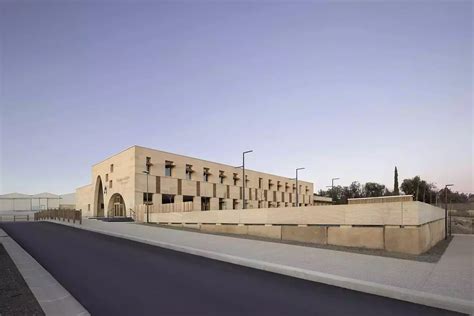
[0,0,472,194]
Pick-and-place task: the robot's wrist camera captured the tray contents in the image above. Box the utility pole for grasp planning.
[444,184,453,240]
[295,168,305,207]
[242,150,253,209]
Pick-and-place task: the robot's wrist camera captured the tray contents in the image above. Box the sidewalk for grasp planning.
[48,219,473,314]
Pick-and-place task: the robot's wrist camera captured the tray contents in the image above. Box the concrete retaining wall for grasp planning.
[149,201,444,226]
[328,226,384,249]
[151,202,446,255]
[167,219,445,255]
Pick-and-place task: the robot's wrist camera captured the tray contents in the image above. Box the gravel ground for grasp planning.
[450,216,473,234]
[143,224,453,263]
[0,243,44,316]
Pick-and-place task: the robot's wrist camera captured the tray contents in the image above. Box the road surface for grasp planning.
[0,222,462,315]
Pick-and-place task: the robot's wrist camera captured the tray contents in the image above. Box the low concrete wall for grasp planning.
[150,202,446,255]
[348,195,413,204]
[328,226,384,249]
[384,220,445,255]
[281,226,327,244]
[149,201,444,226]
[163,220,445,254]
[201,224,248,235]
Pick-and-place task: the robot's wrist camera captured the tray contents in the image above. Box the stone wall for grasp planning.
[163,220,445,255]
[150,201,446,255]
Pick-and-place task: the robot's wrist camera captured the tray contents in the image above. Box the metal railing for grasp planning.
[34,209,82,224]
[0,214,33,222]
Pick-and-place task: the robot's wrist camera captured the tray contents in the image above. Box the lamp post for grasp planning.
[242,150,253,209]
[444,184,453,240]
[295,168,305,207]
[142,170,150,223]
[326,177,339,202]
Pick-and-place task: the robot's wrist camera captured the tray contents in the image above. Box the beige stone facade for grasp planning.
[76,146,314,218]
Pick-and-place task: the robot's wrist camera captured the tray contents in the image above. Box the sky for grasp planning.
[0,0,472,195]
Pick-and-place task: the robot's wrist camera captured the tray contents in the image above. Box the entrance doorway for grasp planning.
[94,176,105,217]
[108,193,126,217]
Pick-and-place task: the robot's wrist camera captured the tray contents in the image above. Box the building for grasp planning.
[313,195,333,205]
[0,192,75,211]
[76,146,314,218]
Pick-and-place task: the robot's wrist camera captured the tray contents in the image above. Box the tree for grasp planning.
[401,176,439,203]
[348,181,363,199]
[401,176,421,198]
[363,182,386,197]
[393,167,399,195]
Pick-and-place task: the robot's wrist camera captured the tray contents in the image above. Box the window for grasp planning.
[143,193,153,204]
[162,194,174,204]
[219,198,225,210]
[233,199,238,210]
[105,174,109,182]
[165,160,173,177]
[109,180,113,189]
[258,201,262,208]
[258,178,263,189]
[277,181,282,191]
[285,182,289,192]
[203,168,210,182]
[87,204,91,211]
[268,179,274,189]
[233,173,239,186]
[219,170,225,184]
[185,164,193,180]
[201,197,210,211]
[110,164,114,173]
[183,195,193,202]
[146,157,152,173]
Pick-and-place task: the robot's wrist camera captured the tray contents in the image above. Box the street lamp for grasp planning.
[142,170,150,223]
[295,168,305,207]
[444,184,453,240]
[326,178,339,202]
[242,150,253,209]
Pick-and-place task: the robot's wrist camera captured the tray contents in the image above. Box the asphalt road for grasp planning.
[0,222,462,316]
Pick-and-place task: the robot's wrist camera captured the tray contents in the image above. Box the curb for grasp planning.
[47,221,474,315]
[0,228,89,316]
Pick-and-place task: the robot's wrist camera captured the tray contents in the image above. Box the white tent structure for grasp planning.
[32,193,62,210]
[0,193,32,211]
[0,192,63,211]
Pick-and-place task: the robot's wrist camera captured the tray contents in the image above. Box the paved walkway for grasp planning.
[49,219,473,314]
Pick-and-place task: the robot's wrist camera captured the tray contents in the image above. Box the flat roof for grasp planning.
[93,145,314,184]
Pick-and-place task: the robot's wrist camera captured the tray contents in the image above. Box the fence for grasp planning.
[449,214,473,235]
[136,202,194,214]
[134,202,194,222]
[0,214,34,222]
[34,209,82,224]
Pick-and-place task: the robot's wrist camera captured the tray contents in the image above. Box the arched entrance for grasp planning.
[94,176,105,217]
[108,193,126,217]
